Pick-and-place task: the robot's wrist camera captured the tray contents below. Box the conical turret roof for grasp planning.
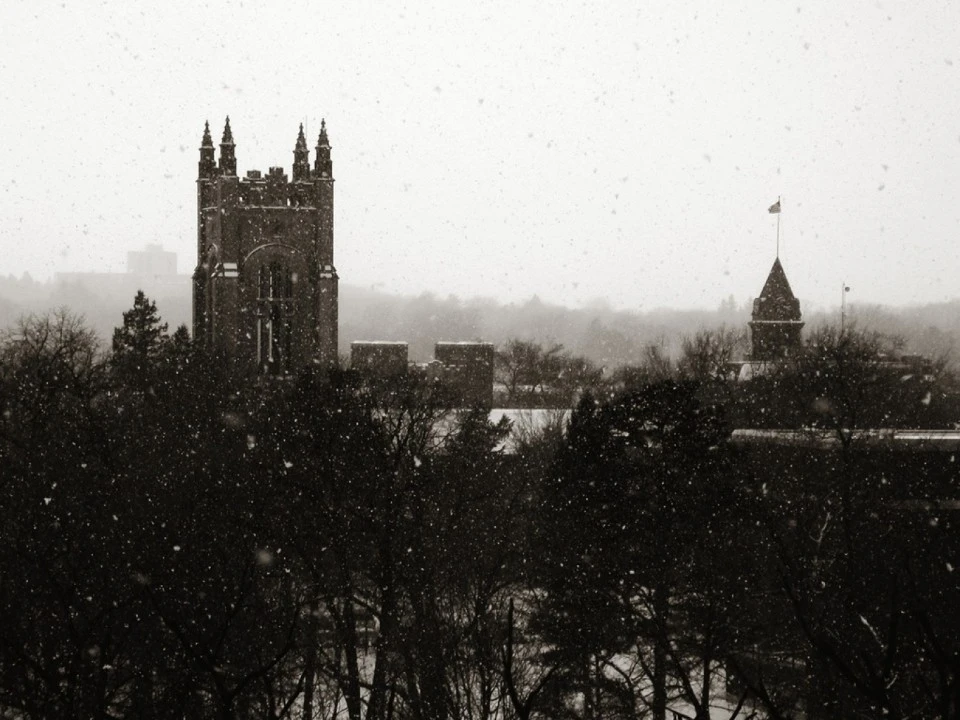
[317,118,329,148]
[221,116,234,145]
[752,258,801,322]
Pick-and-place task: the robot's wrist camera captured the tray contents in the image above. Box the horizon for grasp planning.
[5,246,959,321]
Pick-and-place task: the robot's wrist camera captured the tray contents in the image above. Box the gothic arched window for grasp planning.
[255,263,295,375]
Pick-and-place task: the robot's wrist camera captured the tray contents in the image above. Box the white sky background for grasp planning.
[1,0,959,312]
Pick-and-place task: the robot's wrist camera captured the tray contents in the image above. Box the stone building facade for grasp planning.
[434,342,495,408]
[351,341,410,378]
[349,341,496,409]
[192,118,338,375]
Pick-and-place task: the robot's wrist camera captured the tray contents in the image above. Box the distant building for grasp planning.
[56,244,187,291]
[351,341,409,378]
[748,257,804,361]
[192,117,338,376]
[128,244,177,277]
[434,341,495,408]
[52,244,192,334]
[349,340,496,409]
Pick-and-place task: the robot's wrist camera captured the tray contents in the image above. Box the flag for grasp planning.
[768,200,781,214]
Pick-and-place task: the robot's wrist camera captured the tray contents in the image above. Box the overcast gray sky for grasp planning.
[2,0,959,311]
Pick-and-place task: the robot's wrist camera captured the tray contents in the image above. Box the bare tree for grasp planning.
[678,326,747,384]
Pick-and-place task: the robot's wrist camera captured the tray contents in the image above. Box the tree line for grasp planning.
[1,293,960,719]
[8,273,960,373]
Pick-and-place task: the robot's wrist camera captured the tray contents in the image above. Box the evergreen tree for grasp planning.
[111,290,169,384]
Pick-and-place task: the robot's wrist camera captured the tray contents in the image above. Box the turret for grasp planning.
[314,119,333,179]
[292,124,310,181]
[198,120,216,179]
[749,257,804,360]
[219,116,236,176]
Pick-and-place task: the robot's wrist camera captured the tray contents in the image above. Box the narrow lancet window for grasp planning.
[255,263,295,374]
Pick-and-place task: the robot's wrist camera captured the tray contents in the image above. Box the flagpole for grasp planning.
[767,197,782,254]
[776,195,781,258]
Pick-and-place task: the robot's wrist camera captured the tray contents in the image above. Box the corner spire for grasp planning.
[221,116,234,146]
[218,116,236,176]
[318,118,329,148]
[314,119,332,179]
[293,123,311,181]
[198,120,216,179]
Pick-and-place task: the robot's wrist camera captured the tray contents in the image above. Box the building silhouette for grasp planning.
[349,341,496,409]
[193,118,338,375]
[748,256,803,360]
[350,341,410,379]
[434,342,495,408]
[128,244,178,278]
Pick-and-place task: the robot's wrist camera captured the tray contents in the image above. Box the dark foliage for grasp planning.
[2,302,960,720]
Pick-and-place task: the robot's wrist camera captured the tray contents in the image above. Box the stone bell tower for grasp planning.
[193,117,338,375]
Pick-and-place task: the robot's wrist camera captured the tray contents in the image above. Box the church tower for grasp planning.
[192,118,338,375]
[749,257,803,360]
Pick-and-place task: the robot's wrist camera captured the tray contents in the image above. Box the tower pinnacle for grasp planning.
[314,119,332,178]
[219,116,236,176]
[221,116,234,145]
[293,123,311,181]
[198,120,216,178]
[319,119,329,146]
